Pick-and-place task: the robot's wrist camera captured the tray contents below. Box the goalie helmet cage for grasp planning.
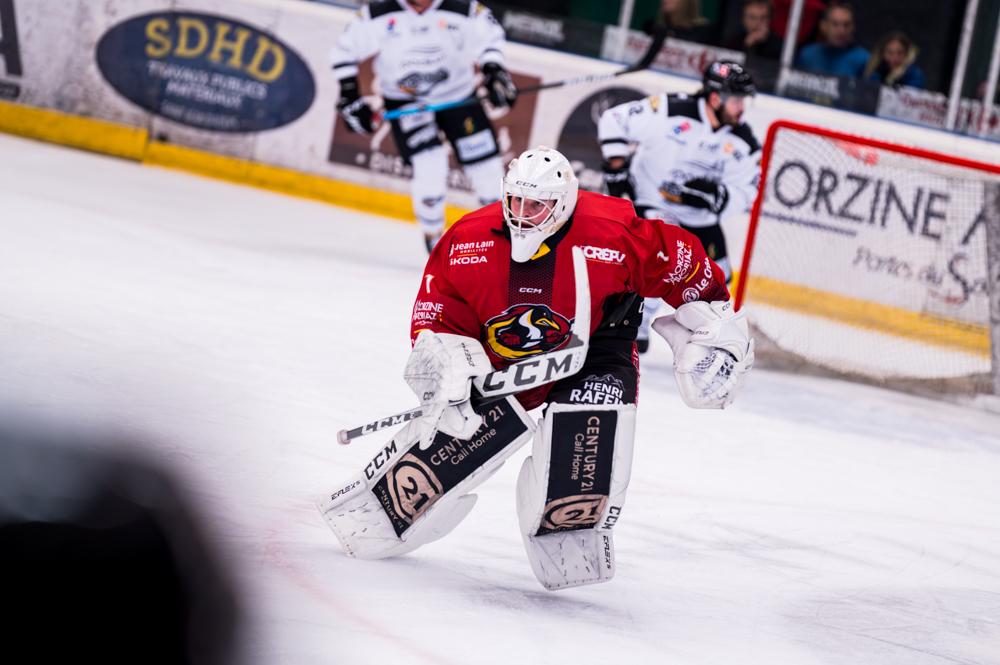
[735,120,1000,398]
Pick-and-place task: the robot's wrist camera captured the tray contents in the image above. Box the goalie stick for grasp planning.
[337,246,592,445]
[380,32,667,121]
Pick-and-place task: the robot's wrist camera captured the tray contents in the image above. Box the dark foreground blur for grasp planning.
[0,424,242,665]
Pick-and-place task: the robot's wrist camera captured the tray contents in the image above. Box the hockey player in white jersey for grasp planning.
[598,61,760,351]
[331,0,517,252]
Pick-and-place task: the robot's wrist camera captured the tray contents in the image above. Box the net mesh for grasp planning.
[739,124,1000,393]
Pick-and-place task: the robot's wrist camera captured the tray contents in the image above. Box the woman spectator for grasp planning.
[643,0,715,45]
[865,31,925,89]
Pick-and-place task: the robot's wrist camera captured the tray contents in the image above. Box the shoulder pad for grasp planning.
[576,191,635,220]
[665,94,699,120]
[439,0,473,16]
[368,0,402,20]
[731,123,761,154]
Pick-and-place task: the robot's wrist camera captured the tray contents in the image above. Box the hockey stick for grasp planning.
[337,246,591,445]
[380,32,667,121]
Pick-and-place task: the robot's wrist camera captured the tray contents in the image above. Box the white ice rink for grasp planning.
[2,133,999,665]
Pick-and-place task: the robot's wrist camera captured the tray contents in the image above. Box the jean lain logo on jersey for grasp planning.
[674,121,691,135]
[485,304,572,360]
[449,239,494,266]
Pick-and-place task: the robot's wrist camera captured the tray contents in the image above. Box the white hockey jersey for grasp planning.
[330,0,506,105]
[598,94,761,228]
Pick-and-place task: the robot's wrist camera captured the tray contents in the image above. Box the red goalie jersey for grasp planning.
[410,190,729,409]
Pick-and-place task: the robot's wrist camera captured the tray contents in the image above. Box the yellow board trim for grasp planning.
[0,100,471,225]
[743,274,991,357]
[0,100,148,160]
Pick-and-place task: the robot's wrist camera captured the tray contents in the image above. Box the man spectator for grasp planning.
[794,2,869,78]
[725,0,783,60]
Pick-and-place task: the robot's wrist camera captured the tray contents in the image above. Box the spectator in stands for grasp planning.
[794,2,869,78]
[725,0,783,60]
[865,31,925,89]
[643,0,715,45]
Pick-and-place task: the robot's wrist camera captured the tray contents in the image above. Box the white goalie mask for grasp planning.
[502,147,579,262]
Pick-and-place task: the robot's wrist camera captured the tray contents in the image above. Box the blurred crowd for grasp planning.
[643,0,926,89]
[308,0,1000,102]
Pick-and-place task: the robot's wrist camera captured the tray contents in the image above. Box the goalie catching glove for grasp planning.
[404,330,492,448]
[653,300,754,409]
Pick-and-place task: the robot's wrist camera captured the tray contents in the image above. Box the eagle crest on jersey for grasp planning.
[485,304,572,359]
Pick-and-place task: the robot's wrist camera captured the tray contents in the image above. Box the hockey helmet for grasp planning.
[502,146,579,263]
[702,61,756,97]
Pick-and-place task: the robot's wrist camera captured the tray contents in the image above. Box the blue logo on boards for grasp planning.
[96,11,315,133]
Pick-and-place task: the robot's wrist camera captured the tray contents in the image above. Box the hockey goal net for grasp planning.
[735,120,1000,396]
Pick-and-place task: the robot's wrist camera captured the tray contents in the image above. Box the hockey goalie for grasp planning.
[320,146,754,590]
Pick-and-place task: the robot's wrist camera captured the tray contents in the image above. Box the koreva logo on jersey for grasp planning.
[485,304,572,359]
[397,68,449,97]
[96,12,315,132]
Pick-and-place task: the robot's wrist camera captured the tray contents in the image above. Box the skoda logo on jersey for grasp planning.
[485,304,572,360]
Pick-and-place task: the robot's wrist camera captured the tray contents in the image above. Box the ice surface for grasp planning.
[1,133,998,665]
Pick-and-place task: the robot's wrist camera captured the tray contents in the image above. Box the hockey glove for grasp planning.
[482,62,517,109]
[404,330,492,448]
[602,159,636,200]
[336,75,375,135]
[662,178,729,214]
[652,300,754,409]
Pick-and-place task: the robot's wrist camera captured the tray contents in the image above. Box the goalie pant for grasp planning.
[319,342,639,590]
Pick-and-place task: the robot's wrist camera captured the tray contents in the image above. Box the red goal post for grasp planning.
[734,120,1000,396]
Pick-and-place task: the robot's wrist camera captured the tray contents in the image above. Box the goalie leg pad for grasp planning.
[319,396,534,559]
[516,402,636,590]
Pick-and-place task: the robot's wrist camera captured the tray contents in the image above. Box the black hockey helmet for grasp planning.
[701,61,756,97]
